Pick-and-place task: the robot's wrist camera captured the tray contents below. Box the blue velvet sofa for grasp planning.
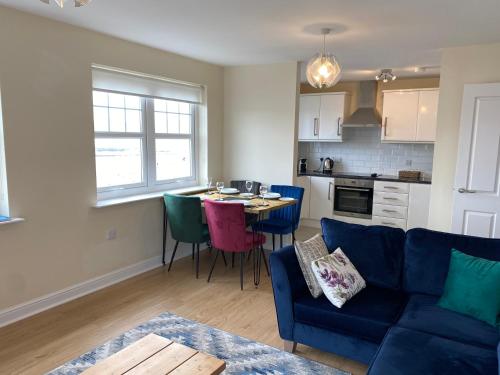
[269,218,500,375]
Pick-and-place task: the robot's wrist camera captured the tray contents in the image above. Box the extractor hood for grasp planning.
[342,81,381,128]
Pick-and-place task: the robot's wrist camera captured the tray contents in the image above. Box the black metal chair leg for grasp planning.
[162,204,167,265]
[240,252,244,290]
[292,231,296,243]
[280,234,283,248]
[207,250,220,283]
[272,234,275,251]
[247,249,253,261]
[231,252,235,268]
[261,245,270,276]
[168,241,179,272]
[196,243,200,279]
[192,243,195,260]
[221,251,228,266]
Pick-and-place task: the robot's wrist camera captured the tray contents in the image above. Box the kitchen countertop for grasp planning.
[298,170,432,184]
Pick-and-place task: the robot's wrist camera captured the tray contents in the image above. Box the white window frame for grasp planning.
[94,89,198,201]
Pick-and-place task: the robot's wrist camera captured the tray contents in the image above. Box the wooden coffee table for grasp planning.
[82,333,226,375]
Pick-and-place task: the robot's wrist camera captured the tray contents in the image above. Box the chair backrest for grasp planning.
[230,180,261,195]
[269,185,304,230]
[204,200,248,252]
[164,194,205,243]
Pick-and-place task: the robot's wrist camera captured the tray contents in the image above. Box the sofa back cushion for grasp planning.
[404,228,500,296]
[321,218,405,290]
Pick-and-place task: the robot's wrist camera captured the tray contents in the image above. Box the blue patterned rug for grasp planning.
[47,312,348,375]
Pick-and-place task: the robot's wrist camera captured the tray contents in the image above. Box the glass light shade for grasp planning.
[306,53,342,89]
[41,0,91,7]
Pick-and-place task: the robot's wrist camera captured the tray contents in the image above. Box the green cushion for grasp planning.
[438,248,500,327]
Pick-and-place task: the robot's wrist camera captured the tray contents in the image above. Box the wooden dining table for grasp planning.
[162,189,297,286]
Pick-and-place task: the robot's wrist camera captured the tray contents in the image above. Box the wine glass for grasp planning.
[216,181,224,201]
[259,185,268,206]
[245,180,253,195]
[207,177,213,194]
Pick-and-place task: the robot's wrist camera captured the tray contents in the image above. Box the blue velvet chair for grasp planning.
[252,185,304,250]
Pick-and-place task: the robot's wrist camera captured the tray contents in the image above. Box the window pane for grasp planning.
[95,138,143,188]
[155,139,191,181]
[167,100,179,113]
[167,113,179,133]
[155,112,167,133]
[126,109,141,132]
[109,108,126,132]
[93,91,108,106]
[179,102,190,114]
[93,107,109,132]
[109,93,125,108]
[125,95,141,110]
[154,98,167,112]
[179,114,191,134]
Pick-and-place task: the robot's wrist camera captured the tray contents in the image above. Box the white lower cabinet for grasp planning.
[296,176,311,219]
[407,184,431,229]
[372,215,408,230]
[309,176,335,221]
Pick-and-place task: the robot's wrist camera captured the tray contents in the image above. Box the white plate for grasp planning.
[221,199,252,206]
[240,192,254,198]
[220,188,239,194]
[260,192,281,199]
[279,197,295,201]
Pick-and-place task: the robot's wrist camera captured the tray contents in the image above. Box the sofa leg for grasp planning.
[283,340,297,353]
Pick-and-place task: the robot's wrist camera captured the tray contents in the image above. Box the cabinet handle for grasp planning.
[313,118,319,136]
[337,117,342,136]
[384,186,399,190]
[328,182,333,200]
[384,117,388,137]
[382,209,398,213]
[383,197,398,200]
[382,221,396,226]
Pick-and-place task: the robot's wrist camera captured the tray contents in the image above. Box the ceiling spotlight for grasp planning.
[40,0,91,8]
[375,69,396,83]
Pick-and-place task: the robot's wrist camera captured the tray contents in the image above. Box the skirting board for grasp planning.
[0,256,163,328]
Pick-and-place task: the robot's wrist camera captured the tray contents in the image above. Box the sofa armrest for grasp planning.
[269,245,309,341]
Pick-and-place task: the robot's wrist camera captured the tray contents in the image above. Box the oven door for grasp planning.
[334,185,373,219]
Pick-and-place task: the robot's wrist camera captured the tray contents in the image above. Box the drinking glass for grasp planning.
[207,177,213,194]
[216,181,224,201]
[259,185,268,206]
[245,180,253,195]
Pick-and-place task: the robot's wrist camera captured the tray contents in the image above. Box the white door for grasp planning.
[296,176,311,219]
[452,83,500,238]
[319,94,344,141]
[309,177,335,221]
[298,95,321,140]
[382,91,419,142]
[416,90,439,142]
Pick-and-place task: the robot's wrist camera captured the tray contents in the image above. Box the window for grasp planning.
[0,89,9,216]
[93,90,197,200]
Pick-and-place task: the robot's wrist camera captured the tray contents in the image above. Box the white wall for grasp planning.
[429,42,500,231]
[223,63,299,186]
[0,6,223,311]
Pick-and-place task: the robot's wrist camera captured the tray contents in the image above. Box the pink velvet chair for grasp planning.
[204,200,266,290]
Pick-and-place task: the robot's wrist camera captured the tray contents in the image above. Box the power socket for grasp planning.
[106,228,117,240]
[406,159,413,167]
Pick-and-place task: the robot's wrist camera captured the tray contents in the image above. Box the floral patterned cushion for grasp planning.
[311,248,366,308]
[294,234,329,298]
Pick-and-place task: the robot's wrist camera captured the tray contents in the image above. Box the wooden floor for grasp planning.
[0,227,367,375]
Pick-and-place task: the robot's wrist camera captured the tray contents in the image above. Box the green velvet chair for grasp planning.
[163,194,210,278]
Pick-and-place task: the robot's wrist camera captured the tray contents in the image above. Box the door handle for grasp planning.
[458,188,476,194]
[337,187,371,192]
[337,117,342,136]
[384,117,388,137]
[328,182,333,200]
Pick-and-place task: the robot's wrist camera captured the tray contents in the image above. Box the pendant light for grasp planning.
[40,0,91,8]
[306,28,342,89]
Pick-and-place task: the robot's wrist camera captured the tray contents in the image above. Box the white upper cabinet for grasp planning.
[416,90,439,142]
[298,95,321,140]
[381,89,439,143]
[298,93,350,142]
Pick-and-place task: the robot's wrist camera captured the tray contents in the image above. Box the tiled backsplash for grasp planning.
[298,127,434,177]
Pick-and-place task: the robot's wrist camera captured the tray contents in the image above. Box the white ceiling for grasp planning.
[2,0,500,80]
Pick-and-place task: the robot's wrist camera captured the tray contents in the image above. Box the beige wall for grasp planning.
[429,43,500,231]
[0,6,224,310]
[223,63,299,185]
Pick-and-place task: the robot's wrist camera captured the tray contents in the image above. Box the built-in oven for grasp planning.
[334,178,374,219]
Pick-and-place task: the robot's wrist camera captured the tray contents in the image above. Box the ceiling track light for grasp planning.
[375,69,397,83]
[40,0,92,8]
[306,28,342,89]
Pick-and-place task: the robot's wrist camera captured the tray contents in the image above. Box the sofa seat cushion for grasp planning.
[367,326,499,375]
[294,285,407,343]
[397,294,500,349]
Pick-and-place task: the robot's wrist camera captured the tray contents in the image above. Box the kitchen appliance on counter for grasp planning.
[334,178,374,219]
[322,157,334,174]
[299,158,307,173]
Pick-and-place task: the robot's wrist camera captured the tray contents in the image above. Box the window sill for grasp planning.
[93,185,207,208]
[0,217,25,226]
